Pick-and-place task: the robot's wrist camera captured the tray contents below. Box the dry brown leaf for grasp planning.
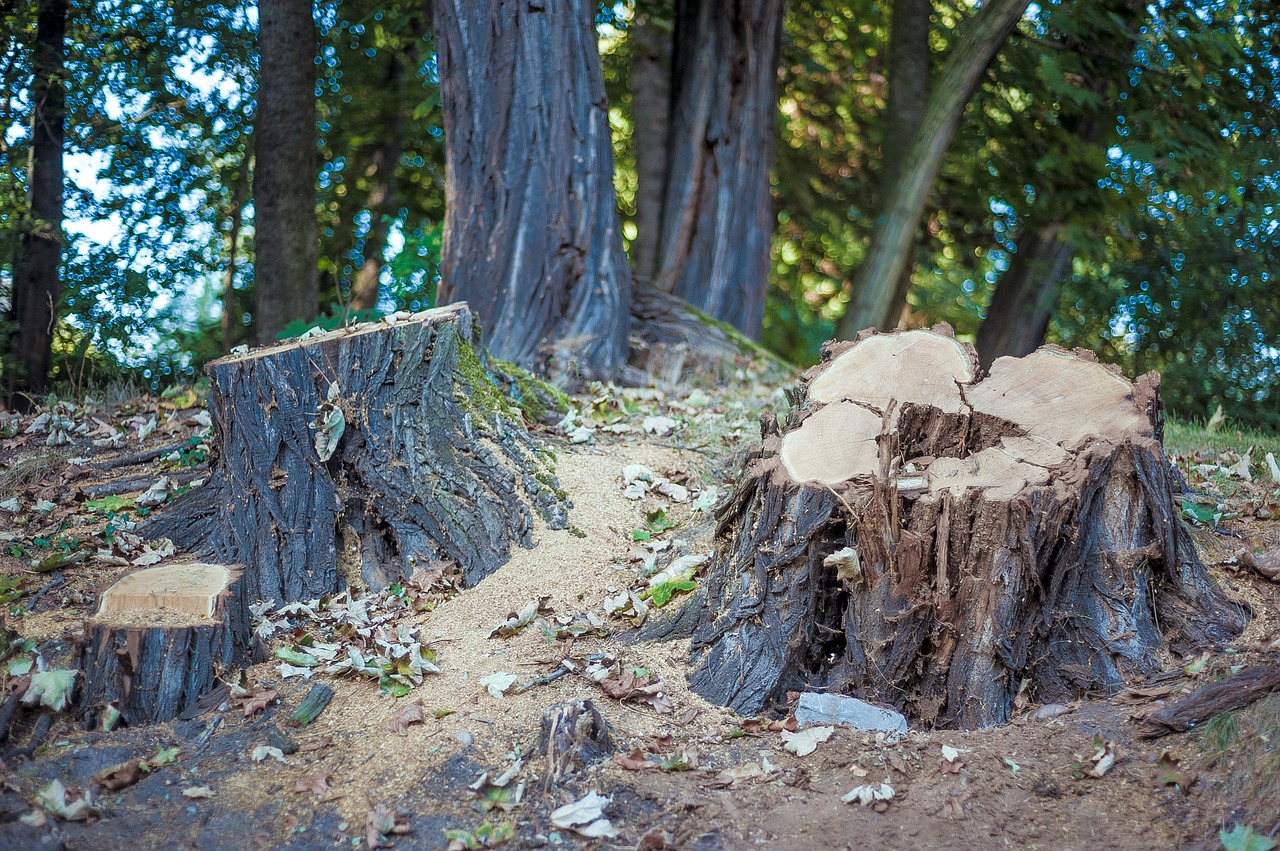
[298,735,333,753]
[292,771,333,797]
[365,805,410,848]
[614,748,657,771]
[93,759,146,791]
[381,699,426,736]
[240,688,279,718]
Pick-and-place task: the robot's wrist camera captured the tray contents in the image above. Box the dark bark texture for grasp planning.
[76,566,252,727]
[1140,664,1280,738]
[630,2,674,284]
[656,0,785,338]
[676,330,1247,728]
[4,0,66,407]
[435,0,631,380]
[145,304,569,606]
[976,223,1072,368]
[253,0,319,344]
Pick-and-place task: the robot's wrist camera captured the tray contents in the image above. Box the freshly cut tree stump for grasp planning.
[147,303,569,606]
[684,327,1247,728]
[76,561,251,726]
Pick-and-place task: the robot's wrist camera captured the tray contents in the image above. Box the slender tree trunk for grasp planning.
[221,168,248,352]
[253,0,319,345]
[4,0,66,409]
[880,0,932,324]
[836,0,1030,339]
[435,0,631,380]
[349,138,400,312]
[630,1,673,283]
[656,0,785,338]
[976,224,1072,368]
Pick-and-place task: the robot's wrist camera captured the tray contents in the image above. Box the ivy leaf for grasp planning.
[23,669,79,712]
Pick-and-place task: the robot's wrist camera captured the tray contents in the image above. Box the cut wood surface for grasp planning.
[77,561,251,727]
[145,303,570,606]
[681,326,1248,728]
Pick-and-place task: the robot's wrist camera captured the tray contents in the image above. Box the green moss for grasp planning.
[454,338,516,423]
[569,526,587,539]
[682,302,794,372]
[490,358,572,423]
[533,469,568,502]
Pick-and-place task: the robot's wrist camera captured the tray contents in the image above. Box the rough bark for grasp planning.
[837,0,1031,339]
[253,0,319,344]
[76,562,252,727]
[350,54,406,313]
[678,328,1247,728]
[539,699,614,785]
[144,304,569,606]
[221,168,248,352]
[655,0,785,338]
[976,224,1073,368]
[630,1,673,284]
[1140,664,1280,739]
[435,0,631,381]
[4,0,66,408]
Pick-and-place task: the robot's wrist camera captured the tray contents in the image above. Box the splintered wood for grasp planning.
[681,326,1248,728]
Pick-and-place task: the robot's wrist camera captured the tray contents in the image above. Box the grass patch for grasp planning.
[1165,417,1280,458]
[0,452,66,500]
[1195,696,1280,829]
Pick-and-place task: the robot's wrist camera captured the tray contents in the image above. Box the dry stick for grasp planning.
[1140,663,1280,738]
[94,440,190,471]
[0,691,22,743]
[1,712,53,763]
[81,466,206,499]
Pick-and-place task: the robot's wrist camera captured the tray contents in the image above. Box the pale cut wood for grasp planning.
[673,328,1247,728]
[77,562,251,727]
[808,329,974,412]
[98,563,233,620]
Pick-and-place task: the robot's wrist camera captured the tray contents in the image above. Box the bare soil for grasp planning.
[0,370,1277,851]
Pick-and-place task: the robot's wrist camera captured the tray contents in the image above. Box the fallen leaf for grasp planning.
[251,745,287,764]
[23,669,78,712]
[35,779,91,821]
[781,725,834,757]
[365,805,410,848]
[94,759,146,791]
[293,771,333,797]
[382,699,427,736]
[615,748,658,771]
[550,791,618,839]
[479,671,517,699]
[240,688,278,718]
[843,781,894,806]
[1088,737,1117,778]
[182,785,215,799]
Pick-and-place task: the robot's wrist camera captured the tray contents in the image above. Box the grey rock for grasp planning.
[795,692,909,733]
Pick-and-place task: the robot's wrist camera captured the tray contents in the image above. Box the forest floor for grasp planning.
[0,357,1277,851]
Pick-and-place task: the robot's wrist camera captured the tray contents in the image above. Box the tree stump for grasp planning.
[684,327,1248,728]
[76,561,251,726]
[147,304,570,606]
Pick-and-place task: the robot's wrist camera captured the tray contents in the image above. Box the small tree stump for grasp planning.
[76,562,251,727]
[147,303,569,606]
[683,327,1248,728]
[539,698,614,785]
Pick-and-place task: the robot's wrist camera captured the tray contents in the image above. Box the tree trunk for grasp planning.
[144,304,570,606]
[253,0,319,344]
[836,0,1030,339]
[221,168,248,352]
[76,562,252,727]
[630,1,673,284]
[976,223,1073,368]
[434,0,631,381]
[4,0,66,409]
[655,0,785,338]
[880,0,932,324]
[679,327,1247,728]
[349,137,400,312]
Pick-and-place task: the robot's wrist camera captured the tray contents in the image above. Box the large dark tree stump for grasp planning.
[147,303,569,606]
[685,327,1248,728]
[76,561,251,726]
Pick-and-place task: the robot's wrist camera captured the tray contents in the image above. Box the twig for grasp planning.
[81,466,205,498]
[26,572,64,611]
[1141,663,1280,738]
[0,691,22,743]
[93,440,189,472]
[1,712,53,763]
[513,666,572,694]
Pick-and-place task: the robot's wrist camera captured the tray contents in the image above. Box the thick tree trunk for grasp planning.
[976,223,1072,368]
[630,1,673,284]
[836,0,1030,339]
[679,328,1247,728]
[221,171,247,352]
[655,0,785,338]
[76,562,252,727]
[435,0,631,381]
[253,0,319,344]
[145,304,569,606]
[4,0,66,408]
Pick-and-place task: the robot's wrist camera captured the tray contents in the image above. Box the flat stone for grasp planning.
[795,692,908,733]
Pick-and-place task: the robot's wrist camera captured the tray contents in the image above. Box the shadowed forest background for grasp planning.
[2,0,1277,428]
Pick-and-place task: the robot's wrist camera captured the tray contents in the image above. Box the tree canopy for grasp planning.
[1,0,1276,428]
